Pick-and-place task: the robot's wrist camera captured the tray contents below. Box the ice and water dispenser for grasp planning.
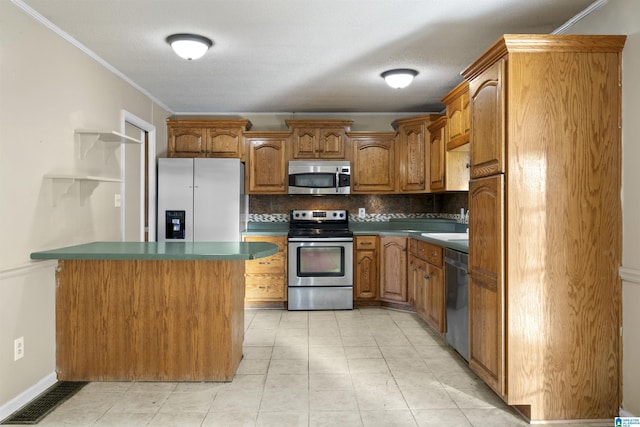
[165,210,186,239]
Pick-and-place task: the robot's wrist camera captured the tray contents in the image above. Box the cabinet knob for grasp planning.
[424,274,430,280]
[431,252,437,257]
[466,163,471,169]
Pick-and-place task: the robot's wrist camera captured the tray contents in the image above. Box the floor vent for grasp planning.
[1,381,88,425]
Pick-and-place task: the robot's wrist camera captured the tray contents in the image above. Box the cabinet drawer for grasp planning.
[424,242,443,267]
[245,275,286,300]
[356,235,378,249]
[417,241,443,266]
[245,252,285,274]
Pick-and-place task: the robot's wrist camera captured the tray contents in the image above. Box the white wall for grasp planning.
[0,1,170,418]
[563,0,640,416]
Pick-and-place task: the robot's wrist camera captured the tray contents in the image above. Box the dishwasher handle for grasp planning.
[445,259,468,273]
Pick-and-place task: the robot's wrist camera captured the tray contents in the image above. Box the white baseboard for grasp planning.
[620,266,640,286]
[620,408,637,417]
[0,372,57,422]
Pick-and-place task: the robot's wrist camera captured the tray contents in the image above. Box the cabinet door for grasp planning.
[411,256,428,320]
[425,263,445,334]
[446,86,470,150]
[246,135,288,194]
[291,127,318,159]
[379,236,407,303]
[243,235,287,302]
[354,236,378,300]
[468,175,505,397]
[429,120,446,191]
[351,134,396,193]
[469,58,506,178]
[168,127,206,157]
[206,128,243,158]
[319,127,347,159]
[398,123,426,192]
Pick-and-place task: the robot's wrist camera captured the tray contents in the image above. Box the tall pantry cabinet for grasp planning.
[462,35,625,422]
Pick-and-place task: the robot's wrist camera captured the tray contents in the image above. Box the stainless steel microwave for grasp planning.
[288,161,351,195]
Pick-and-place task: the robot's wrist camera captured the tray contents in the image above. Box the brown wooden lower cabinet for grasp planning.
[379,236,408,304]
[243,235,287,307]
[55,259,245,382]
[409,238,445,334]
[354,235,379,301]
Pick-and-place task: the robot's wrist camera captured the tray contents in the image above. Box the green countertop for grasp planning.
[30,241,279,261]
[243,219,468,253]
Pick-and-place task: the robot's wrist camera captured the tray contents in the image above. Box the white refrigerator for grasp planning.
[157,158,247,242]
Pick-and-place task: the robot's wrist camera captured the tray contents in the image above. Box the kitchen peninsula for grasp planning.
[30,241,278,382]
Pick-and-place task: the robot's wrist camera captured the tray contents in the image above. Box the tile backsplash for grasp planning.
[249,193,469,223]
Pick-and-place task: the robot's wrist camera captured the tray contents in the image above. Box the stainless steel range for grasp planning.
[287,209,353,310]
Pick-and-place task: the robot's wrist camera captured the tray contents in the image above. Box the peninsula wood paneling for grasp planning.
[55,259,245,381]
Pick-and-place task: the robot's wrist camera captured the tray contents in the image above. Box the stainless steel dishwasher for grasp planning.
[444,248,469,361]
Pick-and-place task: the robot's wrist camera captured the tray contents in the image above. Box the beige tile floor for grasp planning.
[8,308,611,426]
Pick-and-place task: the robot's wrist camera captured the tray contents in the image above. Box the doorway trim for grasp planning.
[120,110,156,242]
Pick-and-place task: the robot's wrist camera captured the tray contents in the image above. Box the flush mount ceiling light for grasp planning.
[381,69,418,89]
[166,34,213,60]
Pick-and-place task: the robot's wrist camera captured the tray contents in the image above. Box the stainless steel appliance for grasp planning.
[288,209,353,310]
[288,161,351,195]
[445,247,469,361]
[157,158,247,242]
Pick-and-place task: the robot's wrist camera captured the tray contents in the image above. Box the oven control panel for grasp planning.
[290,210,348,221]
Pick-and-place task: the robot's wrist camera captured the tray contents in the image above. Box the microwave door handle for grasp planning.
[336,171,339,193]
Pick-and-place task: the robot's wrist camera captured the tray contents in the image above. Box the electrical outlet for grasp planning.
[114,194,121,208]
[358,208,366,219]
[14,337,24,361]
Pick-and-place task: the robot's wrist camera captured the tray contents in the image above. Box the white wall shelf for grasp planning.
[44,174,122,206]
[75,130,142,159]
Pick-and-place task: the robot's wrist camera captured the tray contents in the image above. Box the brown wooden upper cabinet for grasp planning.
[348,132,396,193]
[428,116,470,192]
[392,114,440,193]
[467,58,506,179]
[441,80,470,150]
[285,120,352,160]
[427,116,446,192]
[244,131,289,194]
[167,119,252,160]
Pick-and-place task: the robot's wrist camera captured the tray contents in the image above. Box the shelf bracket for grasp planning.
[44,175,121,206]
[48,177,76,207]
[75,130,142,160]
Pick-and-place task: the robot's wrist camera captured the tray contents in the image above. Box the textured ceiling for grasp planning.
[17,0,598,114]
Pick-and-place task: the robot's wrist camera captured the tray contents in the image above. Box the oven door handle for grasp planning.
[288,237,353,242]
